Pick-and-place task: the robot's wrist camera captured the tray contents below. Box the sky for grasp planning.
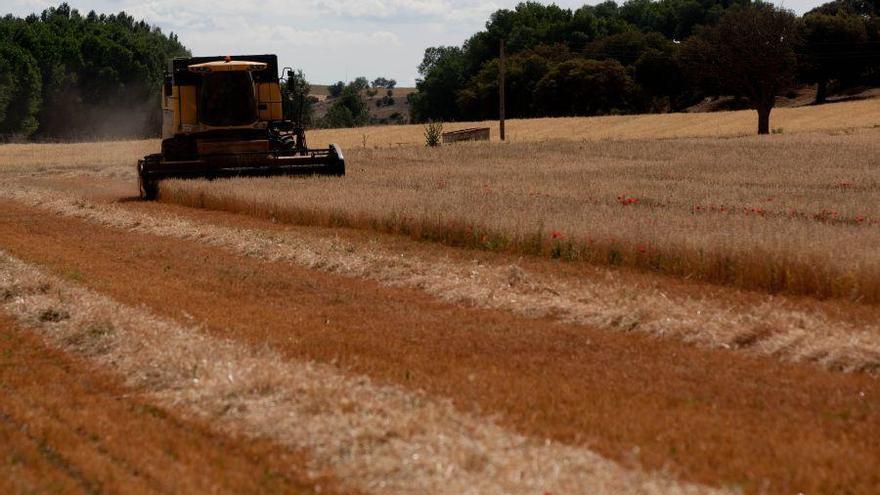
[6,0,829,86]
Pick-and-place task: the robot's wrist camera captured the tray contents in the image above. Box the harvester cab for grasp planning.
[137,54,344,200]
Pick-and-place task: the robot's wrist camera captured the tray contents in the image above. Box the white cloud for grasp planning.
[256,26,400,46]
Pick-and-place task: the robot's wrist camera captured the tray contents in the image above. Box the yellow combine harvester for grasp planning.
[137,54,344,200]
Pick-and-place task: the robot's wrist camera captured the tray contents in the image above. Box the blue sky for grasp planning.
[6,0,829,86]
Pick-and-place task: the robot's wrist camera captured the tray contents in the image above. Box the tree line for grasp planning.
[409,0,880,133]
[0,3,189,140]
[286,74,405,129]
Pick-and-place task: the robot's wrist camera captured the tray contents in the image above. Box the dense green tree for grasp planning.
[284,69,315,126]
[327,81,345,98]
[681,4,799,134]
[0,3,188,138]
[807,0,878,16]
[584,30,670,66]
[0,44,41,137]
[798,13,870,102]
[321,79,370,128]
[457,44,569,119]
[410,46,467,122]
[410,0,752,122]
[534,58,635,116]
[371,77,397,89]
[323,104,356,128]
[634,46,687,111]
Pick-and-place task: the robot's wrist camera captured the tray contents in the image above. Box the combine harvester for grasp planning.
[138,54,344,199]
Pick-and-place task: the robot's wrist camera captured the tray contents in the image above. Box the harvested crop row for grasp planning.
[161,130,880,303]
[0,316,333,495]
[0,251,718,495]
[4,183,879,373]
[3,194,879,494]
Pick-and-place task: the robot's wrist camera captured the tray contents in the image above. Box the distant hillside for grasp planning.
[311,85,415,125]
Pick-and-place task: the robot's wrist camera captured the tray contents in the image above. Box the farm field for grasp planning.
[304,96,880,148]
[1,103,880,495]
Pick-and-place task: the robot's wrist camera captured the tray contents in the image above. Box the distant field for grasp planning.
[307,97,880,148]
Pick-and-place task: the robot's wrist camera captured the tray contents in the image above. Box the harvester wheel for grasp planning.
[327,144,346,176]
[139,175,159,201]
[137,157,160,201]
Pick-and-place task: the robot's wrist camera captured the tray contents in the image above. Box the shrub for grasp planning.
[424,121,443,147]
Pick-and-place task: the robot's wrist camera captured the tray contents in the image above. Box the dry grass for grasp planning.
[5,185,879,373]
[0,250,720,495]
[0,139,154,175]
[0,96,877,167]
[306,97,880,148]
[162,129,880,304]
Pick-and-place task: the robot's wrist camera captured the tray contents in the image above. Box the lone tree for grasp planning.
[681,3,799,135]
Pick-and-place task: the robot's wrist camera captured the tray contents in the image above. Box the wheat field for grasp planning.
[306,97,880,148]
[2,100,880,494]
[3,100,879,302]
[163,129,880,303]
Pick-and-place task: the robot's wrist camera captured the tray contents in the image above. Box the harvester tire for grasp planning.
[139,174,159,201]
[327,144,346,176]
[137,157,160,201]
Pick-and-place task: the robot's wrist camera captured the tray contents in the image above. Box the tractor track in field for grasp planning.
[0,188,878,493]
[7,176,880,374]
[0,247,719,495]
[0,315,342,495]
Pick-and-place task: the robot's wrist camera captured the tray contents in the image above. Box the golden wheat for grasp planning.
[163,129,880,303]
[7,184,878,372]
[306,97,880,149]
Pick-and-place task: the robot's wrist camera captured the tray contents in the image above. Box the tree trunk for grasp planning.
[815,80,828,104]
[757,104,772,135]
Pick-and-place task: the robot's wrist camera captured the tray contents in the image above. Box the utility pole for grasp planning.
[499,39,506,141]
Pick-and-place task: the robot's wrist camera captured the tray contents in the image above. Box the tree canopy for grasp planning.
[410,0,880,128]
[682,4,799,134]
[0,3,189,140]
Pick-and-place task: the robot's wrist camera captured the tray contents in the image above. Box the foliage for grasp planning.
[376,95,395,108]
[0,3,189,139]
[457,45,568,120]
[534,58,634,116]
[411,0,750,122]
[0,44,41,137]
[424,121,443,147]
[798,12,872,102]
[284,69,315,126]
[371,77,397,89]
[350,77,370,93]
[681,3,799,134]
[327,81,345,98]
[321,79,370,128]
[410,46,467,122]
[410,0,880,124]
